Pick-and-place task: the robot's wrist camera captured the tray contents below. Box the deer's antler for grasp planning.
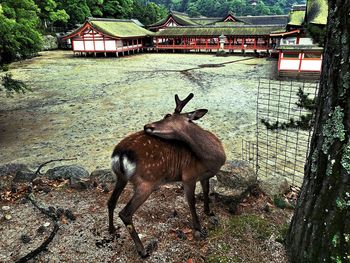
[174,93,194,113]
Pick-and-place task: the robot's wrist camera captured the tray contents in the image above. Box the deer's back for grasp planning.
[112,131,197,183]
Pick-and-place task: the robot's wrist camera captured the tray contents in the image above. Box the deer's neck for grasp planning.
[179,125,226,167]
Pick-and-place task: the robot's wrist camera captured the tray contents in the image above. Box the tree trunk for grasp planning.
[286,0,350,262]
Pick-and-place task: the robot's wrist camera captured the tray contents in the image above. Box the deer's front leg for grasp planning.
[183,181,206,239]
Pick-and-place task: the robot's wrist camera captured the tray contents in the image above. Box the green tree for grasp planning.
[0,0,42,64]
[87,0,104,17]
[35,0,69,27]
[132,0,167,25]
[103,0,133,18]
[286,0,350,262]
[57,0,91,26]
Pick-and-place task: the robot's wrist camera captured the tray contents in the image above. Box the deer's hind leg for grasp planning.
[200,178,214,216]
[108,175,128,234]
[119,182,154,258]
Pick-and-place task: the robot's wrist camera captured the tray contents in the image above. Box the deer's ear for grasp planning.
[188,109,208,121]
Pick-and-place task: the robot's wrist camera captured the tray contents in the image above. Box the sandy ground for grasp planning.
[0,51,276,172]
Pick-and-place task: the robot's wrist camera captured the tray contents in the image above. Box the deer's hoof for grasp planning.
[109,225,120,235]
[138,250,150,258]
[204,208,215,216]
[193,228,208,239]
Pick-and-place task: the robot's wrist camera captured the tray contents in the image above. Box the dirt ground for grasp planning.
[0,51,294,263]
[0,178,292,263]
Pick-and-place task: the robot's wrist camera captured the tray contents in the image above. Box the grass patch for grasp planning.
[228,214,274,240]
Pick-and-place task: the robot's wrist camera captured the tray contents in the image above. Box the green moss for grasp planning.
[322,106,345,154]
[288,10,305,26]
[155,25,285,37]
[332,233,340,247]
[228,214,274,240]
[276,223,289,243]
[307,0,328,25]
[311,149,318,173]
[341,72,350,97]
[341,139,350,174]
[91,20,154,38]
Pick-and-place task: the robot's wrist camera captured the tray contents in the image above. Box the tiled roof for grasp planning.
[64,18,154,39]
[306,0,328,25]
[288,10,306,26]
[155,25,286,37]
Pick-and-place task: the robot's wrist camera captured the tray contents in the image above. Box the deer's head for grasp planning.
[144,93,208,140]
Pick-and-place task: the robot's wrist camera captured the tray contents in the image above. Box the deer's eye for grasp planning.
[164,113,172,119]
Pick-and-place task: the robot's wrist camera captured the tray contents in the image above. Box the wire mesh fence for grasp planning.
[242,78,319,186]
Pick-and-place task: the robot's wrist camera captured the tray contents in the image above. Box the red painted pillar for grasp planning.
[277,51,282,74]
[254,37,257,50]
[298,52,303,72]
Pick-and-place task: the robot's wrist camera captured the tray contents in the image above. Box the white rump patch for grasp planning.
[122,156,136,178]
[111,155,120,174]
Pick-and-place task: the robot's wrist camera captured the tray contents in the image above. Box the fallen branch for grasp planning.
[15,223,59,263]
[15,194,61,263]
[34,158,77,175]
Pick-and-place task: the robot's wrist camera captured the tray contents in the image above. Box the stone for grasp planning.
[1,206,10,211]
[42,35,58,51]
[46,165,89,180]
[90,169,115,184]
[213,160,257,197]
[4,214,12,220]
[13,170,36,182]
[0,163,29,177]
[260,176,291,197]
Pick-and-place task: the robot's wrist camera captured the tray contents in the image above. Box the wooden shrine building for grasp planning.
[274,0,327,78]
[62,18,154,56]
[149,11,288,53]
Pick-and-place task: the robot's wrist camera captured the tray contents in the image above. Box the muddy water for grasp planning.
[0,51,276,172]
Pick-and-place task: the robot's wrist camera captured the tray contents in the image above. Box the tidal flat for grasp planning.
[0,51,276,171]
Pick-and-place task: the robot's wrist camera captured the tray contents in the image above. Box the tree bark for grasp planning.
[286,0,350,262]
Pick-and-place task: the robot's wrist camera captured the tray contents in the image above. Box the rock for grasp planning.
[21,234,31,244]
[260,177,291,197]
[42,35,58,51]
[195,177,217,195]
[4,214,12,220]
[90,169,115,184]
[46,165,89,180]
[214,160,257,197]
[43,222,51,227]
[0,163,29,177]
[65,209,76,221]
[13,170,36,182]
[1,206,10,211]
[45,165,91,189]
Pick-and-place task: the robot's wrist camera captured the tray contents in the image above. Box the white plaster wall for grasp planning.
[73,41,84,51]
[105,40,117,51]
[300,60,322,71]
[95,41,105,51]
[85,41,94,50]
[280,59,300,70]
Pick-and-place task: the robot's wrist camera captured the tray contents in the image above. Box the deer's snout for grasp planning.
[144,124,155,134]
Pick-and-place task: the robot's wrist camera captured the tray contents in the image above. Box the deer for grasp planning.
[108,93,226,258]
